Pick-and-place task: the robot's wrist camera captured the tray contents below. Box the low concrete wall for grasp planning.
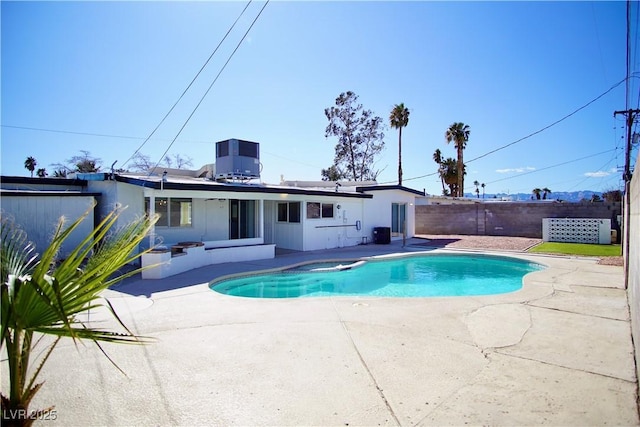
[627,158,640,383]
[142,244,276,279]
[416,201,621,238]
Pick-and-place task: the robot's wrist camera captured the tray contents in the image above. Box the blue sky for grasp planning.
[2,1,638,197]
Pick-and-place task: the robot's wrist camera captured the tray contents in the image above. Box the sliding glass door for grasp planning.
[229,199,257,239]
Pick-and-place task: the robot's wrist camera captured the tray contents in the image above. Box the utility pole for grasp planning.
[614,109,639,182]
[613,108,639,289]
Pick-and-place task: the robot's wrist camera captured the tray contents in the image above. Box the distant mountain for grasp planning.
[464,191,604,202]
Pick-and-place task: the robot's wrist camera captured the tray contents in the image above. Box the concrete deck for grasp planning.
[20,239,640,425]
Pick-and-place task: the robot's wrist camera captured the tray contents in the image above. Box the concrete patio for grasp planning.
[19,239,640,426]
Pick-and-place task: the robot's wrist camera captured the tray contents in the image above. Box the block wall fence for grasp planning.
[627,157,639,384]
[415,202,621,239]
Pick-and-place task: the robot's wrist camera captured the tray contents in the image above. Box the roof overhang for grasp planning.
[356,184,425,196]
[115,175,373,199]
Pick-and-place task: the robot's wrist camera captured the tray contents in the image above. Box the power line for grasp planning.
[392,75,638,185]
[0,124,212,144]
[465,75,633,165]
[2,122,325,171]
[484,148,617,185]
[565,150,620,192]
[149,1,270,175]
[121,0,254,169]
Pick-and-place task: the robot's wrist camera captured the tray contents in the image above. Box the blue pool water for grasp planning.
[210,254,545,298]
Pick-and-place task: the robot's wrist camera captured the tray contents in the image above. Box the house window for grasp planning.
[306,202,320,219]
[391,203,406,234]
[277,202,300,223]
[306,202,334,219]
[321,203,334,218]
[145,197,192,227]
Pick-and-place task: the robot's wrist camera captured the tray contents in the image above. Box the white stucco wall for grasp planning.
[87,180,144,227]
[361,189,416,241]
[302,198,365,251]
[1,194,96,258]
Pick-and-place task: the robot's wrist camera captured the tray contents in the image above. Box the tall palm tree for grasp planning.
[390,103,410,185]
[1,204,159,425]
[473,180,480,198]
[432,149,446,195]
[481,183,486,199]
[444,122,470,197]
[441,157,459,196]
[532,188,542,200]
[23,157,37,178]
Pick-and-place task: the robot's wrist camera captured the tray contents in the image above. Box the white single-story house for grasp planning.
[1,171,423,279]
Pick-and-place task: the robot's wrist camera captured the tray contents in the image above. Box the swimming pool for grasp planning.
[210,253,545,298]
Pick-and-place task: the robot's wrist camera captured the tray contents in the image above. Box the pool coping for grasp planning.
[207,249,550,299]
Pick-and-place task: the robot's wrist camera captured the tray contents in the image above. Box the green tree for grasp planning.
[473,180,480,198]
[481,183,486,199]
[389,103,409,185]
[36,168,47,178]
[432,149,446,195]
[542,187,551,200]
[602,189,622,202]
[1,205,158,426]
[324,91,385,181]
[532,188,542,200]
[440,157,459,196]
[320,165,344,181]
[444,122,470,197]
[23,157,37,178]
[52,150,102,175]
[52,169,67,178]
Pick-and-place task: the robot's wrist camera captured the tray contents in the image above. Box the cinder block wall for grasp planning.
[627,163,639,383]
[416,202,621,238]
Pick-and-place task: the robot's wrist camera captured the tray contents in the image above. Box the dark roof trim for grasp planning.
[115,175,373,199]
[356,185,425,196]
[0,190,101,197]
[1,175,88,186]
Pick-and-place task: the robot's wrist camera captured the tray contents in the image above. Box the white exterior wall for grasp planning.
[302,198,365,251]
[1,194,96,257]
[142,188,265,248]
[362,190,416,241]
[87,180,144,227]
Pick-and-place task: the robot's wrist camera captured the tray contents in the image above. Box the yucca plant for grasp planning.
[1,203,158,426]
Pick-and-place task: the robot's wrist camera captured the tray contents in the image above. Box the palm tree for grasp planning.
[36,168,47,178]
[441,157,459,196]
[432,149,446,195]
[473,180,480,198]
[532,188,542,200]
[542,187,551,200]
[1,204,159,425]
[481,183,486,199]
[23,157,37,178]
[444,122,470,197]
[390,103,410,185]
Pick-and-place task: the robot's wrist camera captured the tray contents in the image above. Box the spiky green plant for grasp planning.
[1,203,158,426]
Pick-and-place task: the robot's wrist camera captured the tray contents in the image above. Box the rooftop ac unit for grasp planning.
[215,138,260,180]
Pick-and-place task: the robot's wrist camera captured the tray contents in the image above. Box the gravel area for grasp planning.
[414,234,542,252]
[414,234,624,266]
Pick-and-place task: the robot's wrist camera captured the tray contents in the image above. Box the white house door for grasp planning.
[391,203,406,235]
